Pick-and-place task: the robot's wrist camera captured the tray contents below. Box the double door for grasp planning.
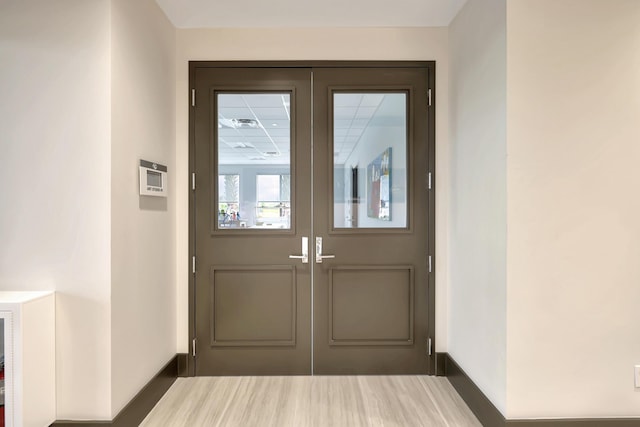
[191,64,434,375]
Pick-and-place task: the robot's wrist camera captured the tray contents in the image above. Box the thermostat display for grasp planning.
[139,159,167,197]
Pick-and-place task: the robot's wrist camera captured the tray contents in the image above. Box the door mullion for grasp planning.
[310,70,315,375]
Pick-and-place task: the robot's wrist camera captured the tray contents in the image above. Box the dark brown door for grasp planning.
[193,67,312,375]
[192,64,434,376]
[312,67,432,374]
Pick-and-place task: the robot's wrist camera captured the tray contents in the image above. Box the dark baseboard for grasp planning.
[177,352,190,377]
[51,423,111,426]
[507,420,640,426]
[444,353,640,427]
[445,353,506,427]
[435,352,447,376]
[52,354,187,427]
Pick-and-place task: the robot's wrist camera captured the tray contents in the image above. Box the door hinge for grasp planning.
[427,338,433,356]
[192,338,197,357]
[428,255,432,273]
[192,256,196,274]
[428,172,432,190]
[191,89,196,107]
[427,89,432,107]
[192,172,196,191]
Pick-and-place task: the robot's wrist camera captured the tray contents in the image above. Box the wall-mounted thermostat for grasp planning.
[139,159,167,197]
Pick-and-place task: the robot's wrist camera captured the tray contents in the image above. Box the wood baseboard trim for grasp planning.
[444,353,506,426]
[444,353,640,427]
[435,352,447,377]
[177,352,190,377]
[507,420,640,426]
[52,354,187,427]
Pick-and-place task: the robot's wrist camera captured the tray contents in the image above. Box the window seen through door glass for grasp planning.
[216,93,291,230]
[218,175,240,227]
[333,93,408,229]
[256,174,291,228]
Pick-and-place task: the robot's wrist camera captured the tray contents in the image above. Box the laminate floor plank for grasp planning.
[140,376,481,427]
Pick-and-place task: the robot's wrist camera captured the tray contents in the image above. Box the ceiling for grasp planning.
[218,94,291,165]
[217,93,404,166]
[155,0,467,28]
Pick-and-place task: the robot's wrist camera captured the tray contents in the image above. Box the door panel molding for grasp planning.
[210,265,297,347]
[328,265,414,346]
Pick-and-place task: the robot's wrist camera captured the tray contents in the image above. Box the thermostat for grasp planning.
[139,160,167,197]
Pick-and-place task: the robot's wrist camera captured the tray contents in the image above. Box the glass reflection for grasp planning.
[333,93,408,229]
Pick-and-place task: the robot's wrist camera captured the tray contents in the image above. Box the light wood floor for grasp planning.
[140,376,481,427]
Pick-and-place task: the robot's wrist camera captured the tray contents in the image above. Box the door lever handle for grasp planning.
[316,255,335,263]
[315,237,336,264]
[289,237,309,264]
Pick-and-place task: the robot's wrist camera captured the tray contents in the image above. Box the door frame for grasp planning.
[187,61,436,377]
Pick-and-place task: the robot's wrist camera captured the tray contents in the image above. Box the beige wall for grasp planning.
[507,0,640,418]
[448,0,507,414]
[175,27,451,353]
[0,0,178,419]
[0,0,112,419]
[110,0,177,417]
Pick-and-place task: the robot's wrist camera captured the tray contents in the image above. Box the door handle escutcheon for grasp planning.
[315,237,336,264]
[289,237,309,264]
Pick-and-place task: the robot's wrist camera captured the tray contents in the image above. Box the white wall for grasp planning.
[110,0,176,417]
[0,0,112,419]
[506,0,640,418]
[175,27,450,353]
[0,0,113,419]
[448,0,507,414]
[0,0,178,420]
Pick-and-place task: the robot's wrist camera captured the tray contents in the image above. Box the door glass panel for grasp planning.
[216,93,291,229]
[333,93,408,229]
